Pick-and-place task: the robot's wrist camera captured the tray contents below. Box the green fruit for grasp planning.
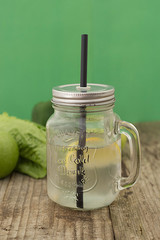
[0,131,19,179]
[32,101,54,126]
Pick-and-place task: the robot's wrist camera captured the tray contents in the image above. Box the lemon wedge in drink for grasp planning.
[65,137,121,172]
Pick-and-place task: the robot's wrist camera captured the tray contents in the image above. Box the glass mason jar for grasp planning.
[46,84,141,211]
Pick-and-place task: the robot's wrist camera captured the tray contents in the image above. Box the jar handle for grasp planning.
[115,120,141,190]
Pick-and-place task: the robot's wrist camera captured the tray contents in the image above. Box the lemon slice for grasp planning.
[65,137,121,172]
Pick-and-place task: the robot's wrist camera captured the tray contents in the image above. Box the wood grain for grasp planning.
[0,122,160,240]
[109,122,160,240]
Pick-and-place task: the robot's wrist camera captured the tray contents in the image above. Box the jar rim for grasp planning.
[53,103,115,113]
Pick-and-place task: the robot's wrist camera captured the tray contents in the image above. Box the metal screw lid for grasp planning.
[52,83,115,107]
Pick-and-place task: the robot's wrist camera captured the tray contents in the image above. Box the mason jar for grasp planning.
[46,83,141,211]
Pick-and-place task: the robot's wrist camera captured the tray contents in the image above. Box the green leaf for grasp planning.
[0,113,46,178]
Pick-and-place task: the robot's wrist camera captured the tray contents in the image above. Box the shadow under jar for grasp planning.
[46,84,141,211]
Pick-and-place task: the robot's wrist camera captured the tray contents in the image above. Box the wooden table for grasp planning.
[0,122,160,240]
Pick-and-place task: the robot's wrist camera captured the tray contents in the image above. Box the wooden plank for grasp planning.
[0,173,24,239]
[109,122,160,240]
[0,177,114,239]
[15,176,36,239]
[0,122,160,239]
[0,175,11,202]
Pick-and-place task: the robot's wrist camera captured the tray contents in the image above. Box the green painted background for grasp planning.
[0,0,160,122]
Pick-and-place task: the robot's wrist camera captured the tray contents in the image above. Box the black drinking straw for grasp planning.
[76,34,88,208]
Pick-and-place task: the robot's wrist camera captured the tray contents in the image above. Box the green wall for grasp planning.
[0,0,160,122]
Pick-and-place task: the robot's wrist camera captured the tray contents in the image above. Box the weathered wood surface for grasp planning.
[0,122,160,240]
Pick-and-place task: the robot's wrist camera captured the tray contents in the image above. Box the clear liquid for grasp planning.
[47,137,121,210]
